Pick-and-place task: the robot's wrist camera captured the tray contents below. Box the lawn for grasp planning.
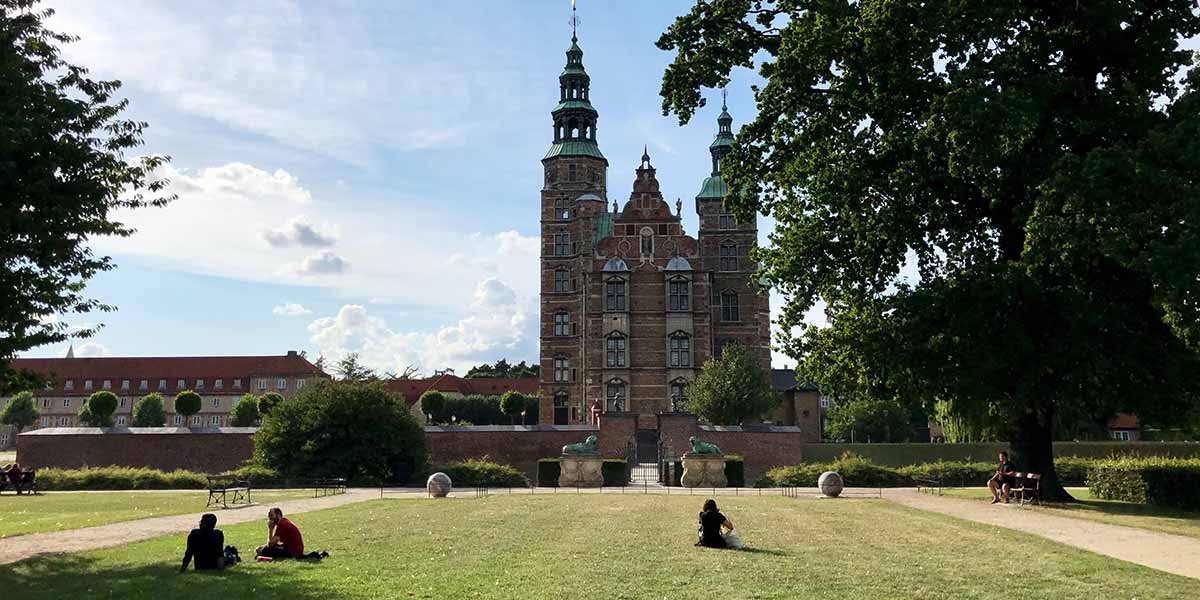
[1,495,1197,599]
[936,487,1200,540]
[0,451,15,464]
[0,490,313,538]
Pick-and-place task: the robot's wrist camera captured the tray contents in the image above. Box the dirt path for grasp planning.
[884,488,1200,579]
[0,488,388,566]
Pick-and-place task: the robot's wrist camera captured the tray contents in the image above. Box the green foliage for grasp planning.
[499,391,526,423]
[932,398,1004,443]
[419,390,446,420]
[0,1,173,387]
[602,459,628,486]
[252,380,427,483]
[79,390,118,427]
[230,393,260,427]
[334,352,377,381]
[256,391,283,416]
[131,393,165,427]
[435,458,530,488]
[35,466,207,491]
[758,455,1098,488]
[1,390,37,432]
[686,342,778,425]
[825,396,916,443]
[657,0,1200,499]
[537,458,561,487]
[223,464,287,487]
[1087,457,1200,511]
[464,358,539,379]
[173,390,201,417]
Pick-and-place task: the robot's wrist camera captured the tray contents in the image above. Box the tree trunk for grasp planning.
[1011,411,1074,502]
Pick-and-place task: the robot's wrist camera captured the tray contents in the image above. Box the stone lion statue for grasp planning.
[562,435,599,456]
[688,436,721,455]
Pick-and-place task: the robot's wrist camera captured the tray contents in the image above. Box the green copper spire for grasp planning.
[544,22,605,162]
[697,90,734,199]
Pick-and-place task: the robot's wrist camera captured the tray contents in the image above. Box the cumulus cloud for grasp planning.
[272,302,312,317]
[262,215,338,248]
[65,342,111,358]
[295,251,349,276]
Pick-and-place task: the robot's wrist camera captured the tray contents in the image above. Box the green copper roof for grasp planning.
[594,210,613,243]
[552,99,597,113]
[710,133,734,150]
[696,174,729,200]
[544,139,606,160]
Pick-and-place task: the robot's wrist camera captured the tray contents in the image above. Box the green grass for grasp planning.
[0,451,15,464]
[0,490,312,538]
[937,487,1200,540]
[2,495,1198,599]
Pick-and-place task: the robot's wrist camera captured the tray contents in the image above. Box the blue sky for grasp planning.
[28,1,804,373]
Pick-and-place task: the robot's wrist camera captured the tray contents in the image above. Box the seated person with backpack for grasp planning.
[181,513,225,572]
[695,499,742,549]
[256,507,328,560]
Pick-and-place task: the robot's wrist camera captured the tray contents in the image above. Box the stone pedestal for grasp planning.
[680,454,727,488]
[559,455,603,488]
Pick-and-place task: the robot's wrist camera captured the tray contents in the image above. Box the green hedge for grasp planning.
[537,459,561,487]
[435,458,530,488]
[35,466,208,491]
[757,454,1098,488]
[602,459,628,486]
[795,442,1200,466]
[1087,457,1200,510]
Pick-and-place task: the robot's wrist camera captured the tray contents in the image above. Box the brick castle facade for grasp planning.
[538,33,770,428]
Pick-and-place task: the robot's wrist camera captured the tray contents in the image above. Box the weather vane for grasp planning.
[570,0,580,41]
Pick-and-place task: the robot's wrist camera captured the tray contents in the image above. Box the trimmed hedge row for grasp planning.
[535,458,629,487]
[435,458,530,488]
[755,454,1097,488]
[1087,457,1200,510]
[35,467,208,491]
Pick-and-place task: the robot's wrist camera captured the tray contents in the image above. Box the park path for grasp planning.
[883,488,1200,579]
[0,488,396,566]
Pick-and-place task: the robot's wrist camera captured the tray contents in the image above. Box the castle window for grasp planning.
[606,380,626,412]
[555,196,570,220]
[670,335,691,368]
[640,228,654,255]
[719,214,735,230]
[669,381,689,410]
[554,311,571,336]
[720,243,738,271]
[605,278,626,311]
[606,335,627,368]
[121,380,130,390]
[554,232,570,256]
[568,163,577,181]
[554,268,571,293]
[554,357,570,382]
[554,392,569,408]
[721,292,740,322]
[139,380,148,390]
[668,278,689,311]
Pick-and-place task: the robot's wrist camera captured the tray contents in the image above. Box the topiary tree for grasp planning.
[1,391,38,434]
[132,392,165,427]
[499,391,526,425]
[79,390,118,427]
[253,380,428,483]
[231,393,260,427]
[419,390,446,423]
[687,342,778,425]
[257,391,284,417]
[174,390,202,425]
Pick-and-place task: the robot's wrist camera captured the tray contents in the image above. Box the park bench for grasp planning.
[312,478,347,498]
[1008,472,1041,506]
[206,476,251,508]
[0,470,37,495]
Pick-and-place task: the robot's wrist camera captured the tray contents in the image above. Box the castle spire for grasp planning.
[696,90,735,199]
[543,2,605,162]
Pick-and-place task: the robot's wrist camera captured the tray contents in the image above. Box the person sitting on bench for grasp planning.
[181,513,224,572]
[256,508,328,560]
[695,499,741,549]
[988,451,1017,504]
[4,462,22,483]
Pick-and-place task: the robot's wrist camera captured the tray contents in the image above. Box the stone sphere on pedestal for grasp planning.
[818,471,844,497]
[426,472,452,497]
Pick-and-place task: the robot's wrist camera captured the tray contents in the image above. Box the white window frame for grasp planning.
[102,380,111,390]
[191,415,202,426]
[116,416,126,426]
[158,379,167,390]
[234,379,242,389]
[276,378,287,390]
[64,379,74,391]
[210,415,221,426]
[84,380,93,390]
[215,379,224,390]
[139,379,148,391]
[195,379,204,390]
[62,398,70,407]
[212,398,221,408]
[121,379,130,390]
[258,380,267,391]
[173,415,183,425]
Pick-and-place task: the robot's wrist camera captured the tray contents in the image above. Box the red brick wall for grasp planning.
[597,412,637,458]
[703,426,806,482]
[426,425,599,479]
[16,428,255,474]
[657,413,699,457]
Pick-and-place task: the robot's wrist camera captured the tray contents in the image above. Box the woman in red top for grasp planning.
[256,508,324,559]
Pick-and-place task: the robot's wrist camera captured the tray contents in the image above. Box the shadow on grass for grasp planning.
[0,553,337,600]
[737,547,788,556]
[1055,498,1199,521]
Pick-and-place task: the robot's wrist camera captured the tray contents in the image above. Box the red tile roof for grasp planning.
[384,375,538,406]
[1108,413,1139,430]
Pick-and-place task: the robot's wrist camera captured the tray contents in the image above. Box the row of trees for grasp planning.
[418,390,538,425]
[0,389,288,432]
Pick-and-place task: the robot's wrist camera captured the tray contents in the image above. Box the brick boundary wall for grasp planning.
[425,424,600,479]
[16,427,255,474]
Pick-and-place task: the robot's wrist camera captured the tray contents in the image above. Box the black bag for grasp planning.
[223,545,241,565]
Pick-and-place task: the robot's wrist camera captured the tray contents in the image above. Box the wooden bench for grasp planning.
[312,478,347,498]
[206,476,251,508]
[1008,472,1041,506]
[0,470,37,495]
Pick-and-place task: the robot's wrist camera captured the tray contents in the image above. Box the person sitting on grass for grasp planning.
[988,451,1017,504]
[256,507,328,560]
[695,499,742,549]
[181,513,224,572]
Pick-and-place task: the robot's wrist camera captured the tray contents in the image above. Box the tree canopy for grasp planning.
[174,390,201,418]
[256,391,283,417]
[0,1,173,393]
[231,393,260,427]
[658,0,1200,498]
[687,342,778,424]
[79,390,117,427]
[1,390,37,433]
[132,393,165,427]
[465,359,539,379]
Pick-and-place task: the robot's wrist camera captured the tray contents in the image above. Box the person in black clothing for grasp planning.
[696,499,735,548]
[181,513,224,572]
[988,451,1017,504]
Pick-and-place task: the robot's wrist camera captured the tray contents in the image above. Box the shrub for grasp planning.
[80,390,119,427]
[829,452,913,487]
[602,459,628,486]
[1087,457,1200,510]
[725,456,745,487]
[437,458,529,487]
[36,466,208,491]
[419,391,446,421]
[132,393,166,427]
[759,463,828,487]
[257,391,284,417]
[230,394,260,426]
[898,461,995,487]
[499,391,526,424]
[537,458,561,487]
[224,464,288,487]
[1,391,38,433]
[174,390,202,418]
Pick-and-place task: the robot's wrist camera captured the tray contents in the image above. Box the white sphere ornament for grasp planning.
[818,471,844,498]
[426,472,452,497]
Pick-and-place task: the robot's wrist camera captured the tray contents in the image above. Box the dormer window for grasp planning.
[195,379,204,390]
[84,380,93,390]
[101,380,111,390]
[139,380,148,390]
[158,379,167,390]
[215,379,224,390]
[121,380,130,390]
[177,379,185,390]
[64,380,74,391]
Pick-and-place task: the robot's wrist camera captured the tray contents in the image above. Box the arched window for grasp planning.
[554,311,571,336]
[555,196,569,220]
[640,227,654,255]
[669,334,691,368]
[720,242,738,271]
[668,276,689,311]
[605,277,626,311]
[554,268,571,293]
[720,291,740,322]
[606,379,626,412]
[554,357,570,382]
[606,334,627,367]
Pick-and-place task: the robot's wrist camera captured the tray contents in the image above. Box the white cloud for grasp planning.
[295,251,349,276]
[71,342,111,358]
[262,215,338,248]
[272,302,312,317]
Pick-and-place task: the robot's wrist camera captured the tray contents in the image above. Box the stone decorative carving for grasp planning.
[427,472,452,497]
[688,436,721,455]
[562,434,599,456]
[818,471,844,498]
[681,454,727,488]
[559,456,604,488]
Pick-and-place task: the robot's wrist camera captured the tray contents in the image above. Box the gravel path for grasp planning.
[883,487,1200,579]
[0,488,385,566]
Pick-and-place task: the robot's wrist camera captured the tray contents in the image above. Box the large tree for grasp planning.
[1,390,37,434]
[132,392,165,427]
[0,1,173,393]
[687,342,778,425]
[659,1,1200,499]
